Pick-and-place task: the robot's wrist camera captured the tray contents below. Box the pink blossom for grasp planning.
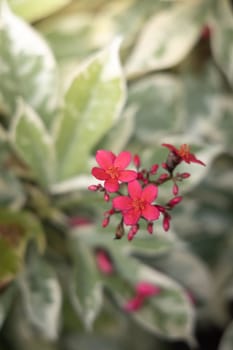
[92,150,137,193]
[162,143,205,166]
[113,180,160,225]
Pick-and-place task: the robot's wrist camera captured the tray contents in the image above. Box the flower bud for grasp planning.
[133,154,141,169]
[168,196,183,208]
[181,172,191,179]
[102,217,109,227]
[150,164,159,175]
[147,222,153,234]
[172,183,179,196]
[88,185,99,191]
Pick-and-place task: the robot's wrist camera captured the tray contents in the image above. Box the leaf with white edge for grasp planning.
[0,1,59,128]
[11,101,55,187]
[219,321,233,350]
[152,248,213,301]
[210,0,233,87]
[68,237,103,330]
[0,209,45,283]
[8,0,71,22]
[126,0,208,76]
[55,38,126,181]
[0,284,15,330]
[126,75,185,143]
[107,252,195,342]
[19,259,62,340]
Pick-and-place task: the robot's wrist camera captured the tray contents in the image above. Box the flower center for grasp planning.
[132,198,146,212]
[106,166,120,179]
[178,144,190,159]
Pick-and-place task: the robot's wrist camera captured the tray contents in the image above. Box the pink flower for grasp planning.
[92,150,137,193]
[162,143,205,166]
[113,180,160,225]
[124,282,160,312]
[96,250,113,275]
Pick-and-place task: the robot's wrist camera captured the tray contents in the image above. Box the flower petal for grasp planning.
[141,184,158,203]
[96,150,115,169]
[114,151,131,169]
[104,178,119,192]
[119,170,137,182]
[92,167,109,180]
[113,196,132,210]
[142,204,160,221]
[162,143,178,154]
[123,209,141,225]
[128,180,142,199]
[188,153,206,166]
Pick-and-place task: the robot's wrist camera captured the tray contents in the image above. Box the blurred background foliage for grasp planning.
[0,0,233,349]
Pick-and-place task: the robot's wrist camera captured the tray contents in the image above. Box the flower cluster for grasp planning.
[89,144,205,240]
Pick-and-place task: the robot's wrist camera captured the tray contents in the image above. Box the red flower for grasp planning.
[113,180,160,225]
[124,282,160,312]
[92,150,137,192]
[96,250,113,275]
[162,143,205,166]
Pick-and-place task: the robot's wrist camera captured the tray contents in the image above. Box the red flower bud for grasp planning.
[88,185,99,191]
[104,192,110,202]
[150,164,159,175]
[172,183,179,196]
[181,172,191,179]
[102,217,110,227]
[147,222,153,234]
[133,154,141,169]
[168,196,183,208]
[163,213,171,231]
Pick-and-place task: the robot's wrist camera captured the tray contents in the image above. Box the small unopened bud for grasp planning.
[102,217,110,227]
[150,164,159,175]
[155,205,166,213]
[168,196,183,208]
[172,183,179,196]
[104,192,110,202]
[181,172,191,179]
[163,213,171,231]
[133,154,141,169]
[159,174,169,181]
[88,185,99,191]
[115,221,125,239]
[128,225,139,241]
[147,222,153,234]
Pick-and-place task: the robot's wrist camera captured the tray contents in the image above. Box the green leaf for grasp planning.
[211,0,233,87]
[10,101,55,187]
[126,75,185,143]
[55,38,126,181]
[18,259,62,340]
[0,283,15,329]
[126,0,208,76]
[8,0,71,22]
[0,209,45,283]
[0,239,21,282]
[0,1,59,128]
[219,321,233,350]
[107,252,195,342]
[68,237,103,330]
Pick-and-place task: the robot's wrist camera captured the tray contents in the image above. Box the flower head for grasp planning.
[162,143,205,167]
[113,180,160,225]
[92,150,137,193]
